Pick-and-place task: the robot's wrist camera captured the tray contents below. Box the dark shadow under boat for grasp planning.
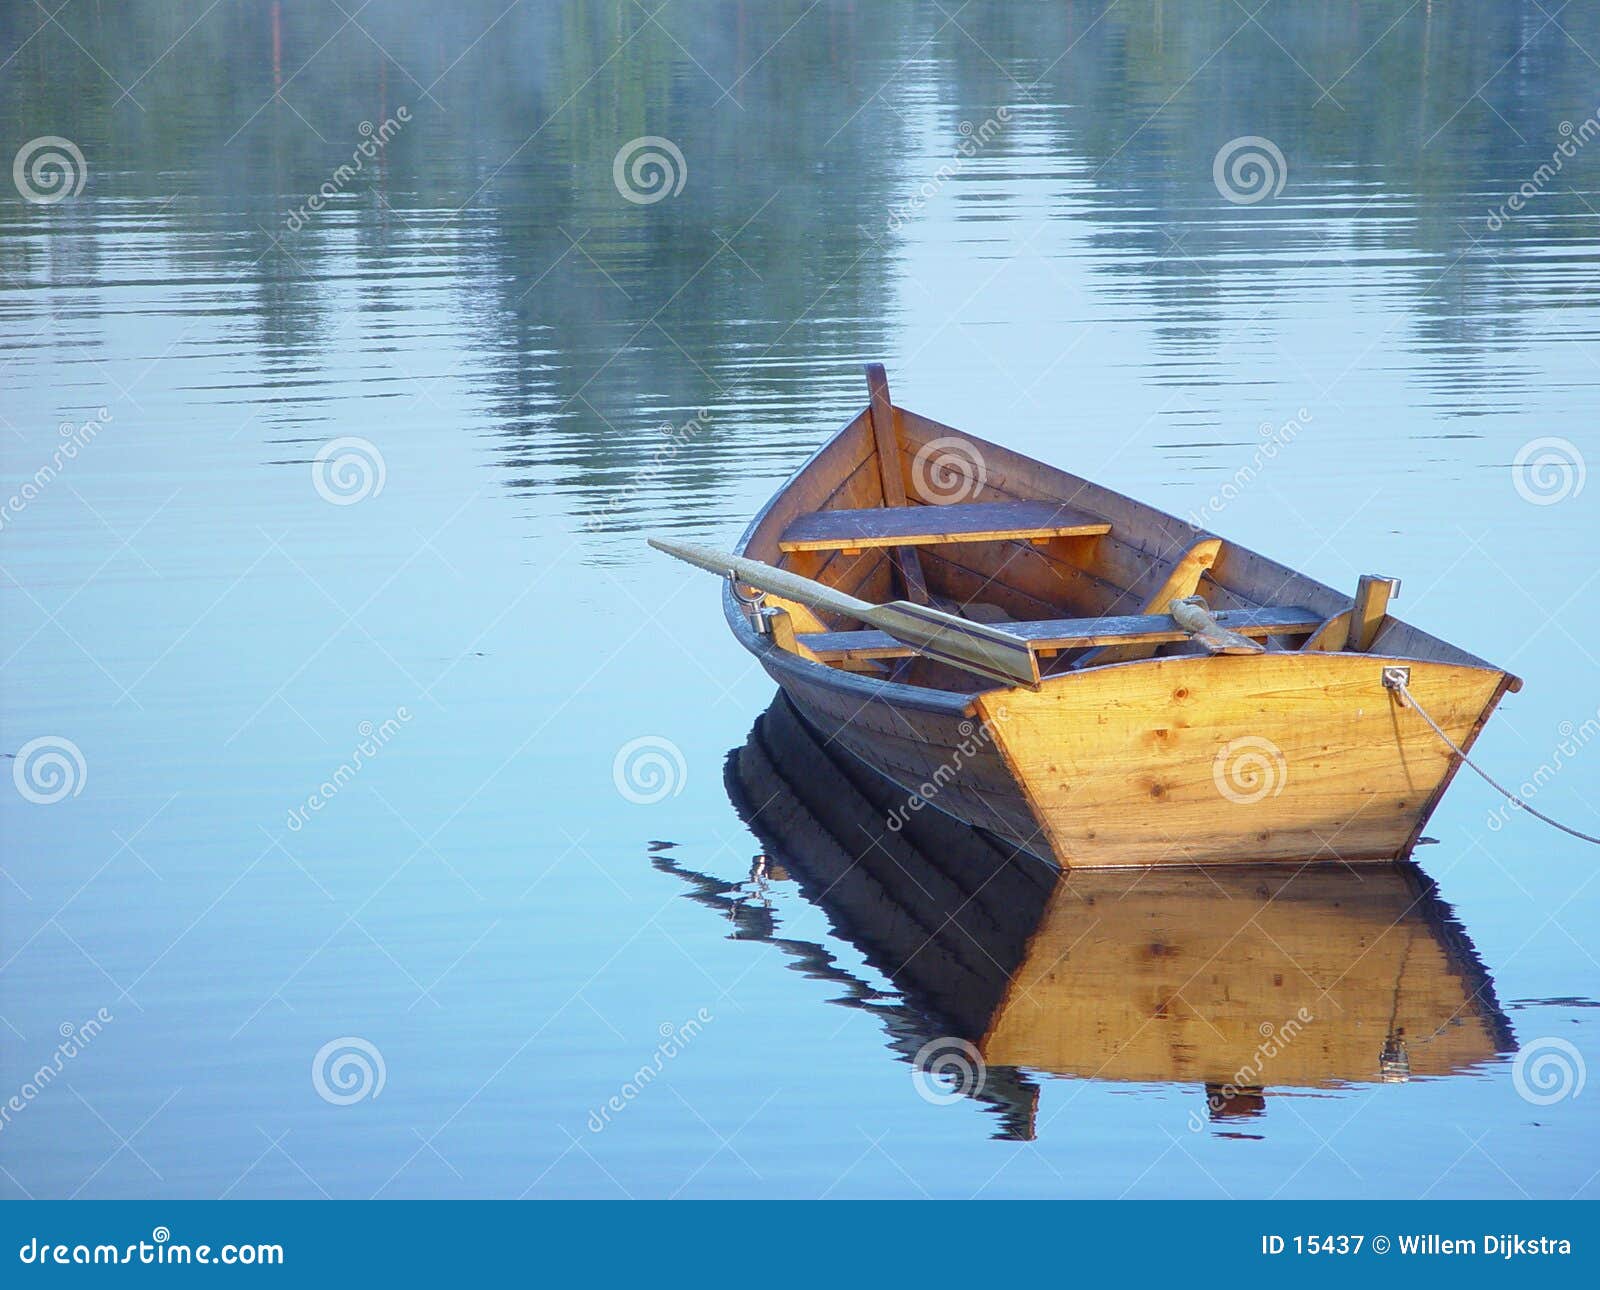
[652,694,1515,1141]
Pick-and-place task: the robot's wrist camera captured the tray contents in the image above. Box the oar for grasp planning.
[1169,595,1266,655]
[649,537,1041,690]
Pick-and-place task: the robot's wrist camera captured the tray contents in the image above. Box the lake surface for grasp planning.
[2,0,1597,1199]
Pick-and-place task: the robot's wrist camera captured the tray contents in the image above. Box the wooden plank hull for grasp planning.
[698,693,1513,1134]
[724,381,1519,869]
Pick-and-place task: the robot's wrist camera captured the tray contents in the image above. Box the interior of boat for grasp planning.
[737,369,1492,695]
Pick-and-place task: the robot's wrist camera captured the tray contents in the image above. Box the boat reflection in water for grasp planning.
[655,695,1515,1140]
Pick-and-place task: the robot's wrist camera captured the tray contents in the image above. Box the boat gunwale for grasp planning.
[725,400,1519,707]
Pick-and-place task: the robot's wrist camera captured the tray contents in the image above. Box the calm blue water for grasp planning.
[2,0,1597,1199]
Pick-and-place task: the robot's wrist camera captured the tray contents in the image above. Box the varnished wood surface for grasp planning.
[779,499,1112,552]
[798,606,1323,662]
[722,693,1512,1108]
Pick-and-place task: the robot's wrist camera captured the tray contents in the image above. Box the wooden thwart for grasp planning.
[797,605,1322,663]
[779,499,1112,553]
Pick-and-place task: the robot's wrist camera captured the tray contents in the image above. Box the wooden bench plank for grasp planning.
[779,500,1111,553]
[797,607,1324,663]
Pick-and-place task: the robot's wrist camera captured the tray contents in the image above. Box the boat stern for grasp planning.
[970,651,1514,867]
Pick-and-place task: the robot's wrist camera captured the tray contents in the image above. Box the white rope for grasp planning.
[1389,677,1600,847]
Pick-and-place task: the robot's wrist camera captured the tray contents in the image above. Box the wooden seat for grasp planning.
[797,606,1323,664]
[778,500,1111,554]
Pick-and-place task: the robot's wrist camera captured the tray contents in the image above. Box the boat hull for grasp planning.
[722,382,1519,869]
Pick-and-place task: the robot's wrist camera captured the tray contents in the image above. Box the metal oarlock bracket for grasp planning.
[728,571,770,633]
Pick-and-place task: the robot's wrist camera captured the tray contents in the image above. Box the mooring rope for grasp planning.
[1388,675,1600,847]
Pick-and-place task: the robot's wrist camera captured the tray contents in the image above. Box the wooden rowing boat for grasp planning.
[653,694,1512,1136]
[665,364,1522,868]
